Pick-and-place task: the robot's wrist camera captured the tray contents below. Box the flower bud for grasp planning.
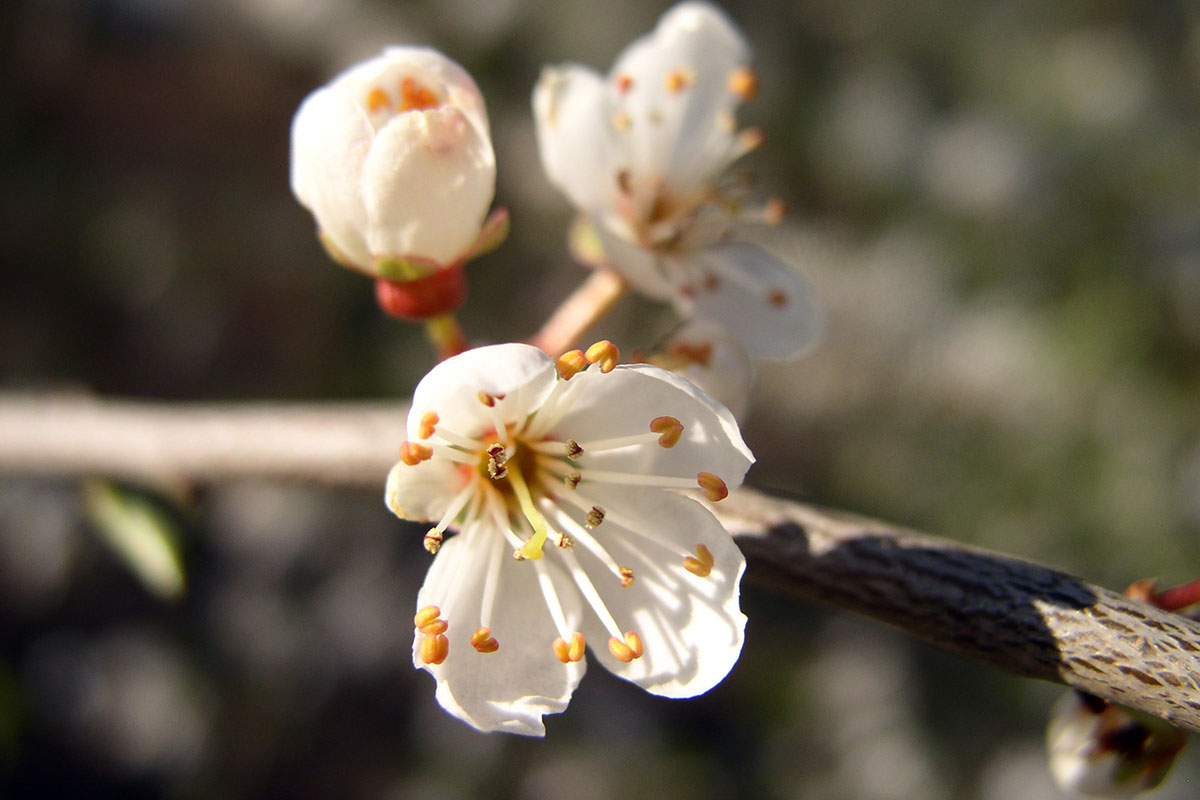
[1046,690,1188,798]
[290,47,499,277]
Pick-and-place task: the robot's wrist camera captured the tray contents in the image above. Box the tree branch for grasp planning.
[2,394,1198,731]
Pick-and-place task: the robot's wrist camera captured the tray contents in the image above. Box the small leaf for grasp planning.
[83,481,187,602]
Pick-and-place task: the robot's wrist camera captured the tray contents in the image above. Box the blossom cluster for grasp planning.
[289,3,812,735]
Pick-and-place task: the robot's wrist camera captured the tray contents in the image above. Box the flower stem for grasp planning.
[528,269,627,356]
[425,314,468,361]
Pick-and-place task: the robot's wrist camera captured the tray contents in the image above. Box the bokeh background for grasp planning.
[3,0,1200,797]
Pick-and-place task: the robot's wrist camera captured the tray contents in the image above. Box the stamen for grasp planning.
[585,340,620,372]
[541,499,628,585]
[423,528,443,554]
[564,472,581,489]
[619,566,635,587]
[471,627,499,653]
[585,506,606,529]
[649,416,684,447]
[608,631,644,662]
[553,632,586,663]
[533,559,572,640]
[399,77,440,112]
[477,391,496,407]
[565,439,584,459]
[478,524,505,629]
[429,480,478,541]
[509,460,549,560]
[561,549,624,639]
[419,618,448,636]
[366,87,391,113]
[414,605,442,629]
[539,457,704,491]
[665,68,695,93]
[697,472,729,501]
[420,632,449,665]
[418,412,439,440]
[612,112,632,133]
[486,443,509,479]
[727,66,758,100]
[399,441,433,466]
[616,74,634,93]
[767,289,788,308]
[569,631,586,662]
[683,543,715,577]
[556,533,574,549]
[557,350,588,380]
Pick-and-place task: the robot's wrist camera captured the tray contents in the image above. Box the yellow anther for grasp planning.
[477,391,496,407]
[585,340,620,373]
[423,528,443,554]
[565,440,584,459]
[420,632,449,665]
[616,74,634,93]
[399,441,433,466]
[418,411,439,440]
[619,567,635,588]
[553,633,586,663]
[683,543,715,577]
[414,605,442,629]
[568,632,586,662]
[608,631,643,663]
[585,506,606,529]
[764,196,786,225]
[557,350,588,380]
[471,627,499,653]
[665,68,695,93]
[727,66,758,100]
[624,631,644,659]
[613,112,632,133]
[564,472,581,489]
[697,472,729,502]
[419,618,448,636]
[366,87,392,113]
[399,77,440,112]
[649,416,684,448]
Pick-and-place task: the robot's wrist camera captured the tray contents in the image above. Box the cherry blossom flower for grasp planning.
[291,47,506,285]
[533,2,818,357]
[385,342,752,735]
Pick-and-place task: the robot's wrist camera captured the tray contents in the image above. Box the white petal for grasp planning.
[591,223,679,300]
[549,362,753,490]
[289,85,373,268]
[559,484,746,697]
[679,242,822,359]
[532,65,618,215]
[362,105,496,265]
[384,456,464,522]
[414,532,585,735]
[610,2,749,191]
[408,343,558,441]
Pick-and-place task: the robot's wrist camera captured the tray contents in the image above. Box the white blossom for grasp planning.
[385,342,752,735]
[291,47,498,276]
[533,2,818,357]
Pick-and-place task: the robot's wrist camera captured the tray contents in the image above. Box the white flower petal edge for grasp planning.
[386,342,753,735]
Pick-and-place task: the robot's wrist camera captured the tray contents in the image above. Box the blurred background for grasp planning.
[2,0,1200,797]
